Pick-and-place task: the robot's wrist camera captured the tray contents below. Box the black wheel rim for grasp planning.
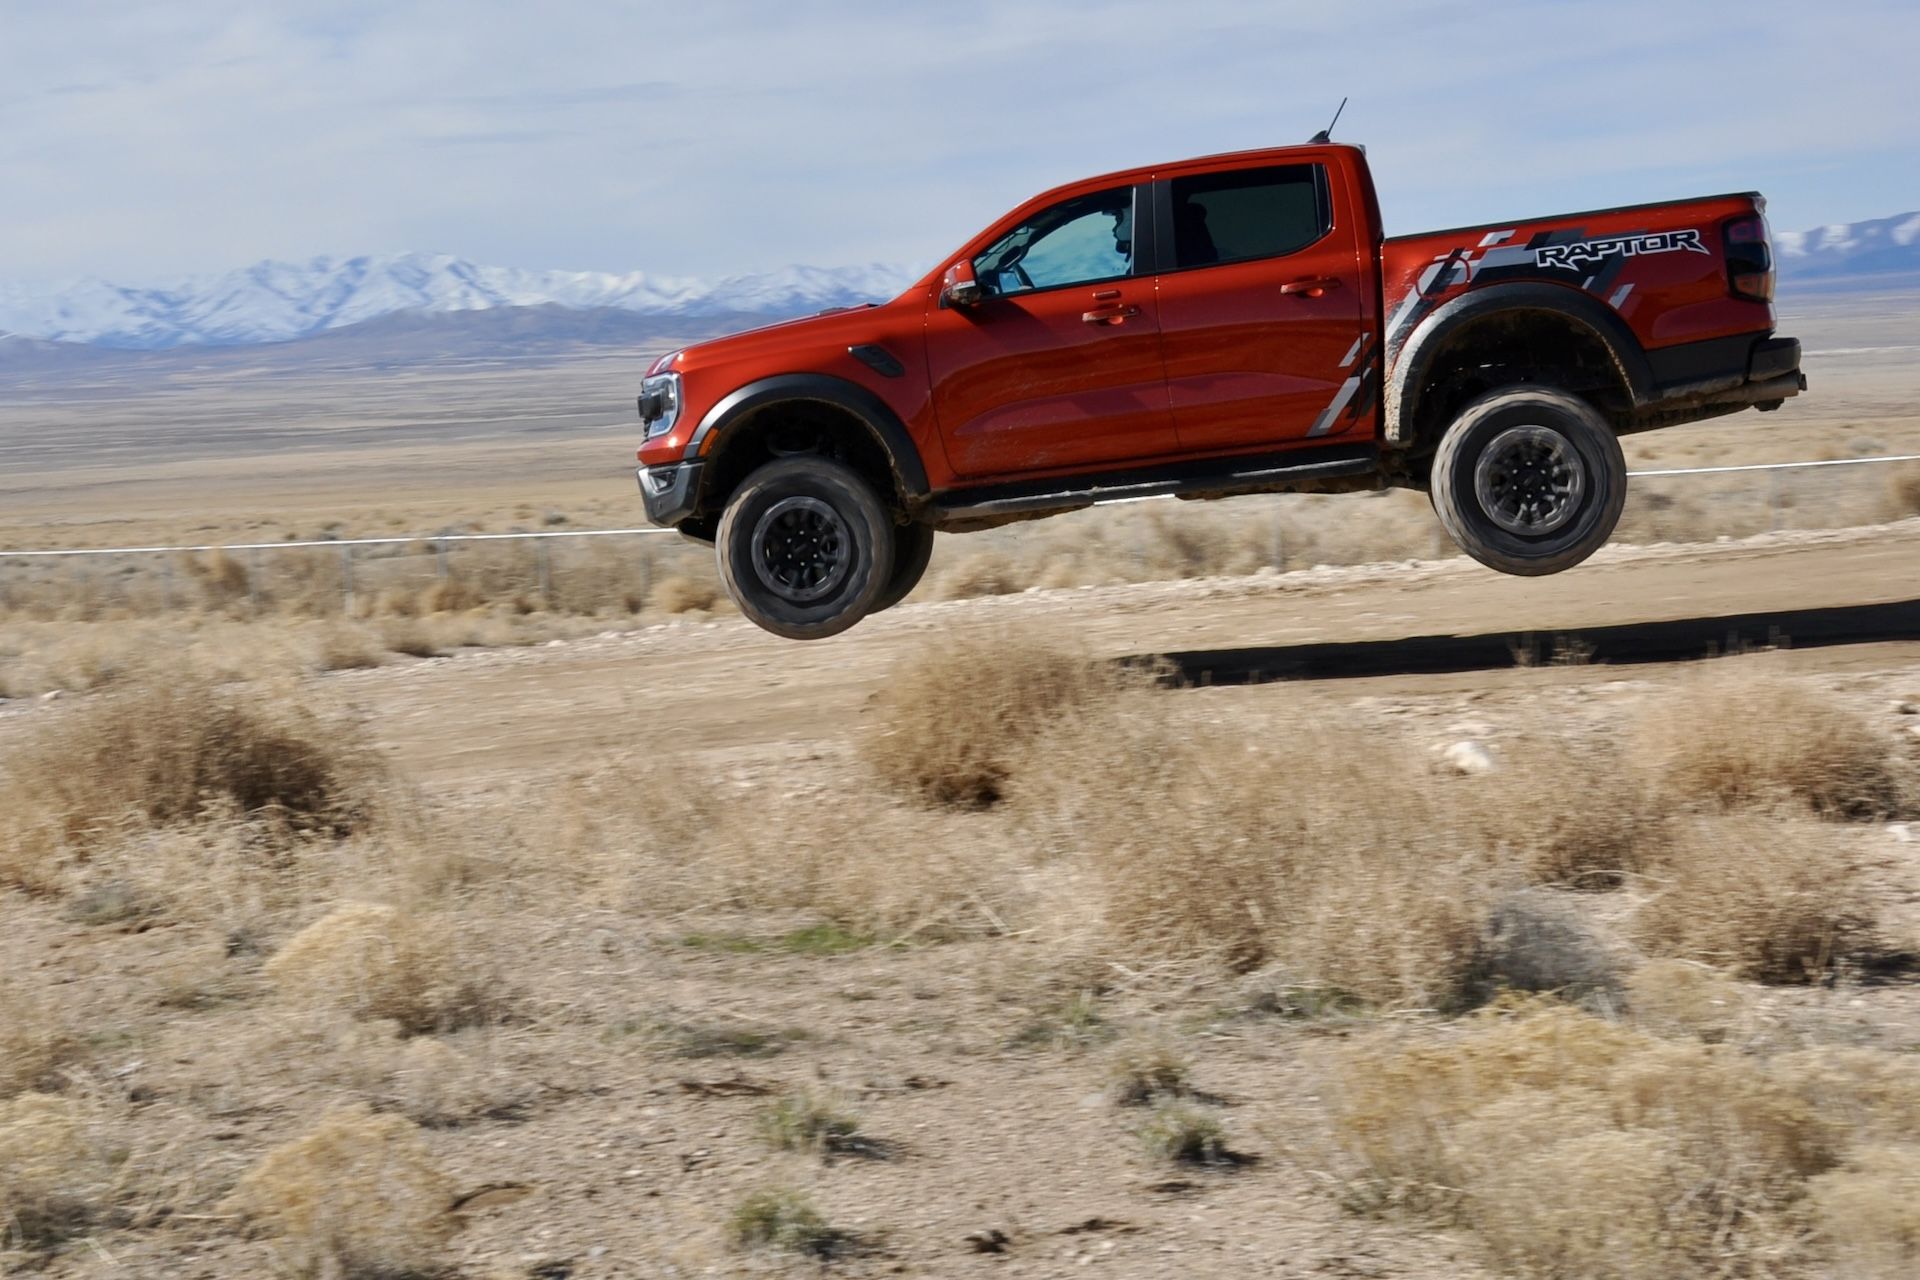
[750,496,852,603]
[1473,425,1587,536]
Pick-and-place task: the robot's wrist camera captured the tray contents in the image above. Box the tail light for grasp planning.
[1724,213,1774,302]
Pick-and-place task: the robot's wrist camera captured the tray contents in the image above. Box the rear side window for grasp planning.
[1167,165,1326,269]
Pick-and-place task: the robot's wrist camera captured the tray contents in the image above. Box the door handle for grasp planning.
[1280,277,1342,298]
[1090,288,1122,300]
[1082,304,1139,326]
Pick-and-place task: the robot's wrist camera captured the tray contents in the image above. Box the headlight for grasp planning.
[638,371,682,440]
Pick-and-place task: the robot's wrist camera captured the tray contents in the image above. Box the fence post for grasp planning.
[249,548,262,613]
[340,544,355,615]
[1768,470,1782,532]
[536,539,552,604]
[436,541,449,580]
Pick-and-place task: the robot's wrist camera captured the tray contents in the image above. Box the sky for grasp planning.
[4,0,1918,286]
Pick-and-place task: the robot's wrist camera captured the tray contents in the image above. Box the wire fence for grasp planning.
[1,453,1916,619]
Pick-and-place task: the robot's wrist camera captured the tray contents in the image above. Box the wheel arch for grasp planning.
[1385,282,1654,451]
[685,373,930,520]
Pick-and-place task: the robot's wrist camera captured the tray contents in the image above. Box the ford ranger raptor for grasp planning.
[635,142,1804,639]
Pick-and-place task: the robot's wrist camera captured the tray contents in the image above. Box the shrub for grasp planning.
[1322,1003,1846,1277]
[756,1089,861,1154]
[1454,743,1664,888]
[0,1094,112,1253]
[1471,890,1621,1002]
[221,1104,453,1278]
[1634,814,1876,982]
[0,668,379,879]
[0,981,73,1099]
[860,631,1130,808]
[1811,1144,1920,1278]
[727,1188,841,1256]
[1886,464,1920,520]
[648,574,720,615]
[1634,671,1908,820]
[263,902,501,1034]
[1136,1099,1228,1164]
[1625,959,1750,1043]
[1023,708,1508,1006]
[1107,1034,1193,1106]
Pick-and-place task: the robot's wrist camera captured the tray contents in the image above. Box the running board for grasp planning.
[930,443,1379,529]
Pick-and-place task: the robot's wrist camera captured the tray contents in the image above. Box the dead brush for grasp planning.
[860,630,1134,808]
[263,902,505,1034]
[221,1103,455,1278]
[1020,705,1509,1006]
[756,1089,864,1155]
[0,979,77,1098]
[1453,742,1665,889]
[1810,1144,1920,1279]
[0,1093,118,1254]
[1633,669,1910,820]
[0,666,382,889]
[1106,1034,1195,1106]
[1317,1001,1865,1277]
[1633,813,1877,983]
[647,574,721,615]
[1886,463,1920,520]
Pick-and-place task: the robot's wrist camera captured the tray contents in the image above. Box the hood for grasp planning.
[669,293,921,375]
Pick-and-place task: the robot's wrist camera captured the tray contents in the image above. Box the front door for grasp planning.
[1153,163,1369,452]
[926,184,1173,480]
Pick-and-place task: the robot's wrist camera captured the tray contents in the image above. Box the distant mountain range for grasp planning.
[1775,211,1920,284]
[0,253,919,351]
[0,211,1912,355]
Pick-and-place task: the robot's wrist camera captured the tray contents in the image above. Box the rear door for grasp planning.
[925,183,1173,480]
[1153,162,1370,452]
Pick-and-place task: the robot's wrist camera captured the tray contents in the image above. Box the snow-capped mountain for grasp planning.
[1775,212,1920,281]
[2,211,1914,353]
[0,253,919,350]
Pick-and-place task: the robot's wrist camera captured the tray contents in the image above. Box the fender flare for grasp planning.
[683,372,931,501]
[1383,282,1655,448]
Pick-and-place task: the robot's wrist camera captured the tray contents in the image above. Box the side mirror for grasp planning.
[941,260,984,308]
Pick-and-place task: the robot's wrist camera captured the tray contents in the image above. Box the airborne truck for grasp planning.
[635,142,1804,639]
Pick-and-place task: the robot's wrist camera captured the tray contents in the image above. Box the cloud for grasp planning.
[1,0,1916,283]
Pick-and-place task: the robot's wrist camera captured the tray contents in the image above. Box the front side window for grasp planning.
[1168,165,1326,269]
[973,186,1135,296]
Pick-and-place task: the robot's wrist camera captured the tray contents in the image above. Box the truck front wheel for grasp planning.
[1430,386,1627,577]
[717,456,895,640]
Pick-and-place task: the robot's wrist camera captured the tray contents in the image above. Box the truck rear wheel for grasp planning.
[871,522,934,613]
[717,456,895,640]
[1430,386,1626,577]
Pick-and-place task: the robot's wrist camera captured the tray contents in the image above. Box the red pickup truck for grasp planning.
[636,142,1804,639]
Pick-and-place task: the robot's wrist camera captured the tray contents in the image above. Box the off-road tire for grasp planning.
[1430,386,1627,577]
[717,456,895,640]
[871,522,934,614]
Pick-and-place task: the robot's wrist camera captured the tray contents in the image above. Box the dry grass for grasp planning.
[1811,1144,1920,1278]
[1454,743,1666,888]
[647,573,722,614]
[1634,814,1876,982]
[1137,1098,1230,1164]
[0,1093,117,1253]
[1634,670,1910,820]
[756,1088,862,1155]
[221,1104,455,1278]
[860,630,1132,808]
[263,902,503,1035]
[1019,702,1510,1006]
[1106,1034,1195,1106]
[727,1187,842,1256]
[0,980,75,1099]
[1316,1001,1920,1278]
[0,668,381,892]
[1887,464,1920,520]
[1625,959,1754,1043]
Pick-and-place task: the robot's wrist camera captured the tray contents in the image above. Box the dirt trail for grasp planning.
[344,520,1920,786]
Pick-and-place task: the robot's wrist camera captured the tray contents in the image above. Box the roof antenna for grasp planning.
[1308,97,1347,145]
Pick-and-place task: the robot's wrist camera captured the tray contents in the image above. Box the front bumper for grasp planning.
[636,460,702,527]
